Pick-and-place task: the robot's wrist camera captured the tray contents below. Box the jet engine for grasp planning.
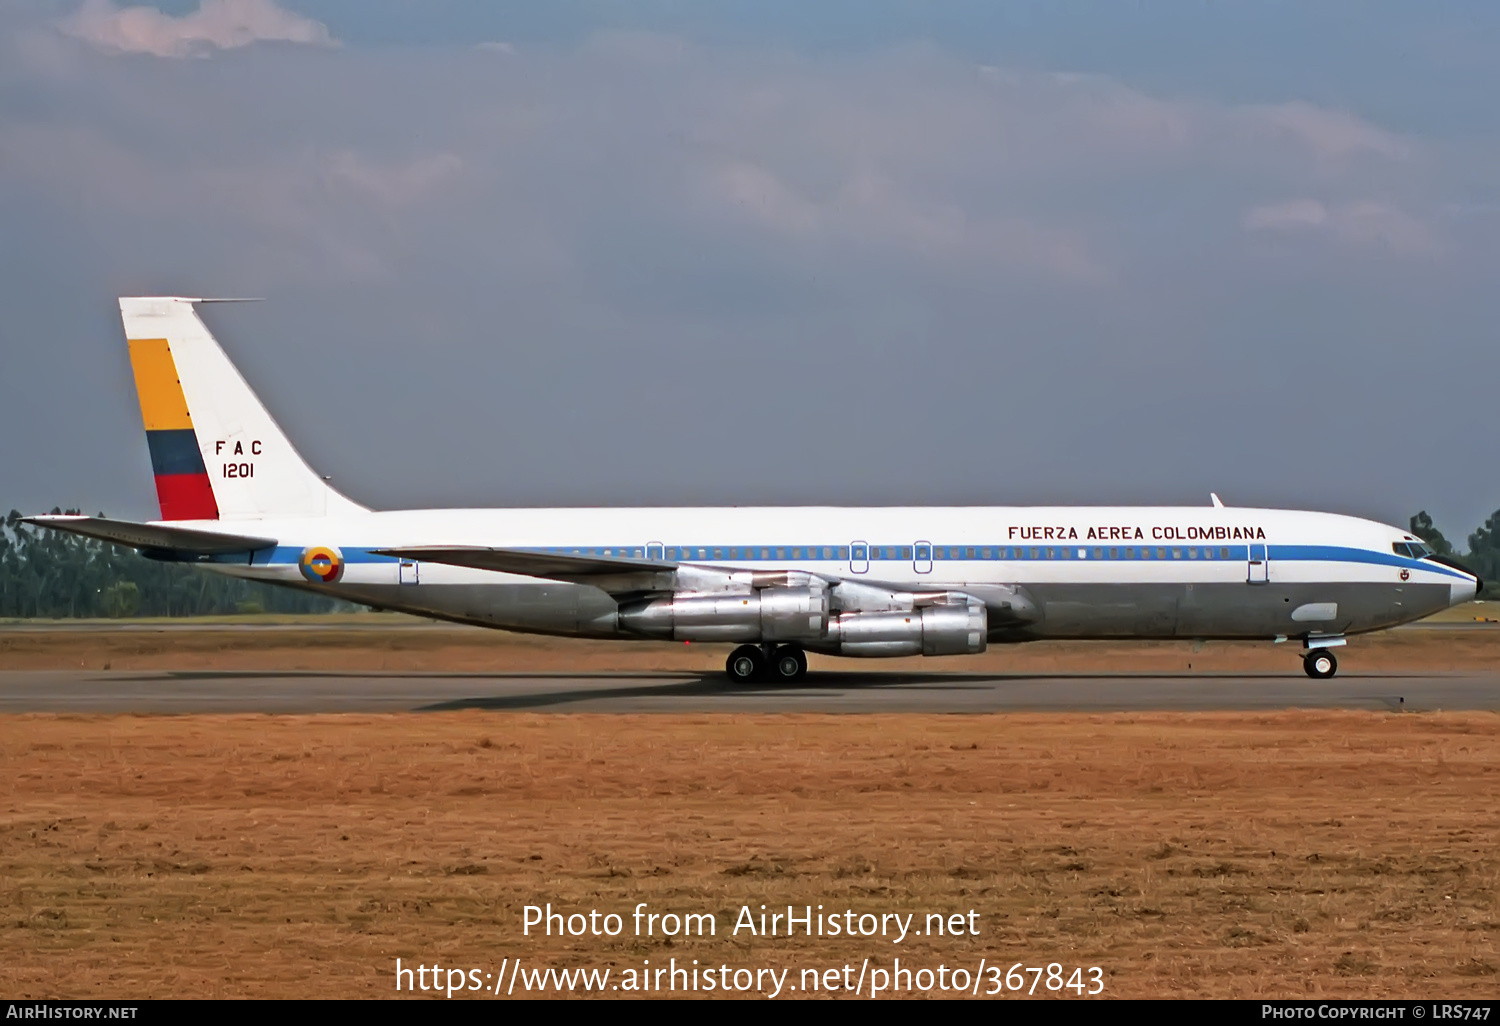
[617,587,830,643]
[817,602,988,657]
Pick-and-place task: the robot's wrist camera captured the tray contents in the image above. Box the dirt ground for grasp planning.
[0,708,1495,999]
[0,625,1497,999]
[3,619,1500,675]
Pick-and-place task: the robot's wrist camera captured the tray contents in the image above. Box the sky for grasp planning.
[3,1,1500,542]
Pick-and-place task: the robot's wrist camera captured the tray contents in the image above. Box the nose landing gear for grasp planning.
[1303,649,1338,679]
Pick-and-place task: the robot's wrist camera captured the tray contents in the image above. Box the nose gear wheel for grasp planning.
[1303,650,1338,679]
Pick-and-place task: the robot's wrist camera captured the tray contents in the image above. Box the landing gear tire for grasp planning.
[771,645,808,682]
[1304,650,1338,679]
[726,645,765,683]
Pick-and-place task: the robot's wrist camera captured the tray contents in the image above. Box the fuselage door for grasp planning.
[914,541,933,575]
[1247,543,1269,584]
[849,542,869,574]
[399,559,420,585]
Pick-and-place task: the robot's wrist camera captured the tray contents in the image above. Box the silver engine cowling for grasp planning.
[819,602,987,657]
[618,587,830,643]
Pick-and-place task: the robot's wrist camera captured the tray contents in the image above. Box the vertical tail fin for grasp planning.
[121,297,366,521]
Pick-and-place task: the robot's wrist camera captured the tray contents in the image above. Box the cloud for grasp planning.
[1242,100,1411,165]
[320,151,465,207]
[1243,198,1438,255]
[0,28,1451,295]
[1243,198,1332,231]
[703,158,1108,282]
[59,0,334,58]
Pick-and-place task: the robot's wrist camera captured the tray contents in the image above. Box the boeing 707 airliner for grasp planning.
[27,297,1480,682]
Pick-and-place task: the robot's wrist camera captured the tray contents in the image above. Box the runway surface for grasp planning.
[0,669,1495,713]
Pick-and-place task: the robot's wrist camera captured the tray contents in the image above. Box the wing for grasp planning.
[22,515,276,555]
[371,545,676,583]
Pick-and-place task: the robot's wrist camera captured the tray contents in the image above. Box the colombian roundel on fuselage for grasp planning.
[299,545,344,584]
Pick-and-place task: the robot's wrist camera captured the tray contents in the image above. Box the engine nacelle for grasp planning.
[819,602,987,657]
[618,587,829,643]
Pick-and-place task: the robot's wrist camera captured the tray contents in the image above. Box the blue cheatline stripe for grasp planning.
[1270,544,1471,581]
[145,428,206,476]
[247,540,1473,580]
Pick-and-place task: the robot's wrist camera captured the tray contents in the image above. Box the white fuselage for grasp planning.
[177,504,1475,643]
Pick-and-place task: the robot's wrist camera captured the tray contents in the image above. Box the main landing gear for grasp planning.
[726,643,808,683]
[1303,649,1338,679]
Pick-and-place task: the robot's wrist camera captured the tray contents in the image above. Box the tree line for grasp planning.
[1,509,347,618]
[2,503,1495,619]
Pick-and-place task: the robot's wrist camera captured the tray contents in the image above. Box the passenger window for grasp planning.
[1219,547,1230,559]
[1172,548,1181,559]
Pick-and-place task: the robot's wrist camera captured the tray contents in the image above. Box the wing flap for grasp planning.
[22,515,276,555]
[372,545,676,581]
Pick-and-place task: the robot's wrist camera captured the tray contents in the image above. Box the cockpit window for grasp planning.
[1394,542,1433,558]
[1393,543,1413,557]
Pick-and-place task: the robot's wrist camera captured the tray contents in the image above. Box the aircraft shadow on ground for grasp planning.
[417,671,1080,712]
[413,670,1423,713]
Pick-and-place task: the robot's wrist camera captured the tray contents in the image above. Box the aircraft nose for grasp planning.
[1451,573,1480,606]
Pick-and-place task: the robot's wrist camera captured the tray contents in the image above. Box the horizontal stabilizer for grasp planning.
[23,515,276,555]
[373,545,675,581]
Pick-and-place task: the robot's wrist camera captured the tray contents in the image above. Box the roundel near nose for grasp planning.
[299,545,344,584]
